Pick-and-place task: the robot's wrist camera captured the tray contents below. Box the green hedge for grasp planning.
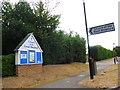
[42,31,86,65]
[114,46,120,56]
[90,45,116,61]
[0,56,2,76]
[2,54,16,77]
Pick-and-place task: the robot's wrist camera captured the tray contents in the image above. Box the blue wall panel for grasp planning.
[37,52,42,63]
[20,51,27,64]
[20,51,42,64]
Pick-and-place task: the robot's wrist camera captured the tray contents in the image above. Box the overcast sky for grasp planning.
[7,0,119,50]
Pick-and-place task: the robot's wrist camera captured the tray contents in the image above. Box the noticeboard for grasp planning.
[14,33,43,65]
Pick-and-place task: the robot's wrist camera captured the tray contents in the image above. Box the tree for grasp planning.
[2,0,86,65]
[70,34,86,63]
[2,1,60,55]
[2,1,36,54]
[33,1,60,34]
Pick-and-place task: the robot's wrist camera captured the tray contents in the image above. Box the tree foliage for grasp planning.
[113,46,120,56]
[2,0,86,65]
[90,45,116,61]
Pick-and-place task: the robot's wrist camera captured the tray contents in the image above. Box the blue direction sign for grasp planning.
[89,22,115,35]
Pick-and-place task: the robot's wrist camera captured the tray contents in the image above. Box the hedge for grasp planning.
[2,54,16,77]
[90,45,116,61]
[114,46,120,56]
[0,56,2,76]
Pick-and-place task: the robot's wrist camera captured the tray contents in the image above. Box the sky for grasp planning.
[3,0,119,50]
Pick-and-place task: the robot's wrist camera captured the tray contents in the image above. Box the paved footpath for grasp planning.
[34,59,115,88]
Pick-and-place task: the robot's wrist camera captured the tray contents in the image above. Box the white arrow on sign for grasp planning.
[89,28,94,35]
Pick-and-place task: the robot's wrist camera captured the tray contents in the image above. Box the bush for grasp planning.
[2,54,16,77]
[90,45,116,61]
[0,56,2,76]
[114,46,120,56]
[43,31,86,65]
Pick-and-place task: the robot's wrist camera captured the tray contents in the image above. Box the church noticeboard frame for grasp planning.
[14,33,43,65]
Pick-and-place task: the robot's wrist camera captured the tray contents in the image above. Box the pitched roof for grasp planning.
[14,33,43,52]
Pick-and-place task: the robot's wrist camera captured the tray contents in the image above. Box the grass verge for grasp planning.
[78,64,119,89]
[2,62,88,88]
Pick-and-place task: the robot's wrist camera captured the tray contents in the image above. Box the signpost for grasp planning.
[83,0,115,79]
[83,1,94,79]
[89,23,115,35]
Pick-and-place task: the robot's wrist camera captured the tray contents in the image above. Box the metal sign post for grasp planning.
[83,1,94,79]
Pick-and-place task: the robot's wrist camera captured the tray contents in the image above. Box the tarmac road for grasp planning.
[33,58,115,88]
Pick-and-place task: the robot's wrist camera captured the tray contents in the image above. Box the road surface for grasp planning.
[33,58,115,88]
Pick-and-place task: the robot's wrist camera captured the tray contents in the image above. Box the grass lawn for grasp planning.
[2,62,89,88]
[78,64,119,89]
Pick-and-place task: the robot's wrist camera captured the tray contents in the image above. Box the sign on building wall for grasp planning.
[14,33,43,65]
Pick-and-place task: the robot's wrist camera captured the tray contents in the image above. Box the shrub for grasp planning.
[90,45,116,61]
[0,56,2,76]
[114,46,120,56]
[2,54,16,77]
